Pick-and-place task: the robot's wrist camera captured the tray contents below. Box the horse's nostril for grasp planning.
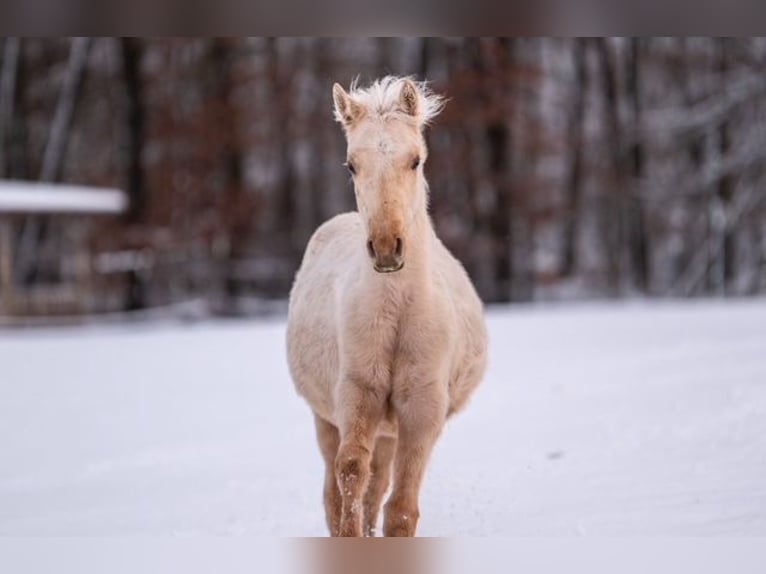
[367,240,375,258]
[395,237,403,257]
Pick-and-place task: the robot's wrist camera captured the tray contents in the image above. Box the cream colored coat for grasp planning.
[287,211,486,433]
[286,77,487,537]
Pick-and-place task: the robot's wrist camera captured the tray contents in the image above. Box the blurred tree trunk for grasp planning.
[317,39,348,222]
[672,38,707,294]
[1,38,29,181]
[119,37,148,311]
[560,38,587,279]
[757,224,766,294]
[293,39,321,250]
[269,39,296,250]
[120,38,146,225]
[489,38,516,301]
[715,38,736,294]
[40,37,91,183]
[464,39,491,299]
[207,38,245,312]
[509,39,538,302]
[625,38,650,293]
[465,38,515,303]
[0,37,20,177]
[594,38,624,296]
[311,38,332,227]
[18,37,91,285]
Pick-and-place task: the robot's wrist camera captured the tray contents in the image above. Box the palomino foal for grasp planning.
[286,77,487,537]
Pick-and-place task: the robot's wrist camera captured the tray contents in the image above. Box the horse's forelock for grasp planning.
[347,76,445,126]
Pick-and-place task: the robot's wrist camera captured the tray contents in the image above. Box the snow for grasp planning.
[0,299,765,536]
[0,181,127,214]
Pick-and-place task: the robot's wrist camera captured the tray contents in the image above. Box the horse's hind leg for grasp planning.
[314,414,342,536]
[363,435,396,536]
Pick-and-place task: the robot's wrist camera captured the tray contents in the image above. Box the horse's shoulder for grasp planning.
[322,211,361,229]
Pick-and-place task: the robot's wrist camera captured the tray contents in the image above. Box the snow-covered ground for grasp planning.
[1,300,765,536]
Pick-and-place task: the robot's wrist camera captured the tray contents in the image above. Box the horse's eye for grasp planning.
[346,161,356,175]
[411,157,420,170]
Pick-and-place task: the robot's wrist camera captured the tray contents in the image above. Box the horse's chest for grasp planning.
[345,302,444,384]
[342,298,409,378]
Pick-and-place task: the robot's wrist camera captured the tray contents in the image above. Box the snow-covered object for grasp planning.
[0,181,127,215]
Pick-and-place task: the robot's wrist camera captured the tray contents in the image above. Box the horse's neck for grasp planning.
[405,209,436,272]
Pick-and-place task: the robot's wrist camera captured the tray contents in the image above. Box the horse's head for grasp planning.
[333,77,444,273]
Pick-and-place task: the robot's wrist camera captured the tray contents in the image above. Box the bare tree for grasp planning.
[17,37,91,285]
[462,38,518,303]
[560,38,588,279]
[0,37,20,177]
[714,38,736,293]
[40,37,91,183]
[594,37,626,296]
[268,39,297,249]
[119,37,146,224]
[7,37,766,314]
[625,38,650,293]
[118,37,147,311]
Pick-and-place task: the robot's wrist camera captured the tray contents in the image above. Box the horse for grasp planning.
[286,76,487,537]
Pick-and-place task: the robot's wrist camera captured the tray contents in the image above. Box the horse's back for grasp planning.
[300,212,362,268]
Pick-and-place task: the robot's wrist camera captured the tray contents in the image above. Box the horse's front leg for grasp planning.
[335,377,386,537]
[363,434,396,536]
[384,381,448,537]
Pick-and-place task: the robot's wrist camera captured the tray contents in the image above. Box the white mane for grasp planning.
[344,76,445,126]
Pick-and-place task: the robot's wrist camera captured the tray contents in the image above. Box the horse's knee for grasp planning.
[383,496,419,537]
[335,444,372,497]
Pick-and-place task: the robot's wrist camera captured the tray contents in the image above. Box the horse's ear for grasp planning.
[333,83,364,127]
[399,79,419,118]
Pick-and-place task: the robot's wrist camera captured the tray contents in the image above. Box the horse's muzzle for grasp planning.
[368,236,404,274]
[373,260,404,273]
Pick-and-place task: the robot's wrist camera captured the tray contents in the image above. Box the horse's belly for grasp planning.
[287,313,339,421]
[446,331,487,416]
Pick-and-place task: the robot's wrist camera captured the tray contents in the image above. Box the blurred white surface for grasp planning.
[0,300,765,535]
